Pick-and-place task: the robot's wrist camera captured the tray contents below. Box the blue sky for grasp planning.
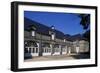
[24,11,84,35]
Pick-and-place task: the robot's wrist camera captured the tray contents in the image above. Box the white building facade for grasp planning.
[24,17,89,58]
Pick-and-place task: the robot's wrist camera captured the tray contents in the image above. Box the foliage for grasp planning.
[79,14,90,29]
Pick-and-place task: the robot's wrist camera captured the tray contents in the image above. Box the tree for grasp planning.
[78,14,90,40]
[83,30,90,42]
[79,14,90,54]
[79,14,90,30]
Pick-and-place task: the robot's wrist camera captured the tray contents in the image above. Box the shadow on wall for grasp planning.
[24,53,32,60]
[71,53,90,59]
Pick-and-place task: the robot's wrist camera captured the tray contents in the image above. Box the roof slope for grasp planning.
[24,17,65,39]
[24,17,87,41]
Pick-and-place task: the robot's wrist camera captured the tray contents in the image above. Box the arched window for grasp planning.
[25,41,38,47]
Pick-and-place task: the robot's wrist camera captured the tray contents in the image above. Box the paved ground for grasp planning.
[24,53,90,62]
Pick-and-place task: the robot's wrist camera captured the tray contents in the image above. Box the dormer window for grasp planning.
[64,39,66,42]
[51,26,55,30]
[51,34,55,40]
[29,25,36,37]
[50,25,55,40]
[32,31,35,36]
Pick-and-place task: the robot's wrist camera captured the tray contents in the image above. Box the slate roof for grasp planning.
[24,17,65,39]
[24,17,50,36]
[24,17,87,41]
[71,34,87,41]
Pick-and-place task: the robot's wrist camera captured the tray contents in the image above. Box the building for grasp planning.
[24,17,89,58]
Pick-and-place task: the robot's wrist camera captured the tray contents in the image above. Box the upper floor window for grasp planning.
[51,34,55,40]
[32,31,35,36]
[64,39,66,42]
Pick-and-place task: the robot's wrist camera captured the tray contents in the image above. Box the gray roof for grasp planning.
[24,17,87,41]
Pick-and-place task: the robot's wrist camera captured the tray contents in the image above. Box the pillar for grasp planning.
[31,47,33,54]
[37,43,39,53]
[27,47,30,53]
[68,47,71,54]
[65,46,67,54]
[59,45,62,55]
[76,47,79,54]
[38,41,43,56]
[50,44,54,55]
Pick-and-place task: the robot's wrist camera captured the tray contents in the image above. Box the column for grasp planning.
[38,41,43,56]
[66,46,67,54]
[27,47,30,53]
[30,47,33,57]
[37,43,39,53]
[68,47,71,54]
[31,47,33,54]
[50,44,53,55]
[76,47,79,54]
[59,45,62,55]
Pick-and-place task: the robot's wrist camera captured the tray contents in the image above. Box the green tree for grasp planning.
[79,14,90,54]
[79,14,90,30]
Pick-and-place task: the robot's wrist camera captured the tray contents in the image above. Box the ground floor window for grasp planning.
[24,47,28,53]
[54,44,60,52]
[42,43,51,53]
[24,41,39,54]
[62,45,67,52]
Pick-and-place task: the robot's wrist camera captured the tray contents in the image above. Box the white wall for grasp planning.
[0,0,99,73]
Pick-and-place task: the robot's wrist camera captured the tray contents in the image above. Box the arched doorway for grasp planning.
[24,41,39,57]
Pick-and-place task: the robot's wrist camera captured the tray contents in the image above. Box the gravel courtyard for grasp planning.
[24,53,90,62]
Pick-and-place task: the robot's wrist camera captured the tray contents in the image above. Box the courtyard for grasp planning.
[24,53,90,62]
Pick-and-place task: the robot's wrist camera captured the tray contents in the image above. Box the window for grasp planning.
[49,49,51,52]
[24,48,28,53]
[51,34,55,40]
[32,31,35,36]
[29,48,31,53]
[33,48,35,53]
[36,48,38,53]
[64,39,66,42]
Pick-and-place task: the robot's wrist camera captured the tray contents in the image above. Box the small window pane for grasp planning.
[36,48,38,53]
